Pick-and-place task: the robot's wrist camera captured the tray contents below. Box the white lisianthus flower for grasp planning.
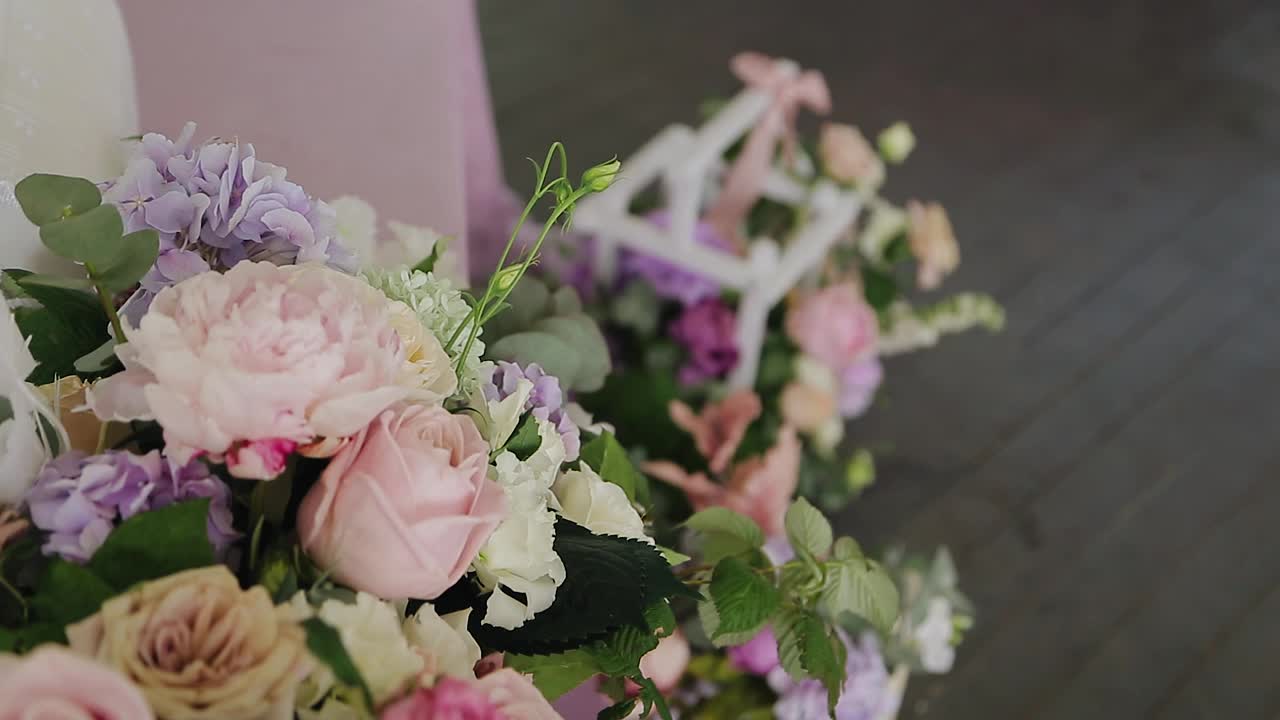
[552,464,649,543]
[332,196,460,283]
[0,302,65,503]
[474,419,567,629]
[470,364,534,450]
[311,592,424,705]
[913,597,956,673]
[564,401,614,436]
[386,300,458,400]
[403,605,482,679]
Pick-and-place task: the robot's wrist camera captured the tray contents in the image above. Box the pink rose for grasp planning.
[785,282,878,372]
[88,262,408,479]
[298,404,507,599]
[0,645,152,720]
[818,123,885,190]
[640,631,691,694]
[645,427,800,537]
[668,390,762,474]
[381,671,562,720]
[907,200,960,290]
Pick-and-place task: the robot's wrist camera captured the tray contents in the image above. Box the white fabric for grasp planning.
[0,0,138,274]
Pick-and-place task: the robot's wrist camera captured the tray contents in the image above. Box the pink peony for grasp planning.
[298,404,507,599]
[668,390,762,475]
[640,630,691,694]
[381,671,562,720]
[785,282,878,372]
[0,645,153,720]
[88,262,408,479]
[645,426,801,537]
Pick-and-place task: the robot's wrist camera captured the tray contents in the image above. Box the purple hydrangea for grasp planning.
[482,361,581,461]
[24,450,238,562]
[769,632,900,720]
[668,298,739,386]
[104,122,357,322]
[617,211,734,306]
[838,356,884,419]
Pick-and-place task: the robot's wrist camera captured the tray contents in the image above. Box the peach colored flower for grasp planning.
[785,282,878,372]
[0,645,152,720]
[645,427,801,537]
[819,123,885,191]
[668,390,762,474]
[640,631,691,694]
[87,262,408,479]
[66,566,312,720]
[298,404,507,600]
[907,200,960,290]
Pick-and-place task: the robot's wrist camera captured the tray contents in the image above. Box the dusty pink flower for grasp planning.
[819,123,885,190]
[640,631,691,694]
[780,381,838,433]
[381,678,504,720]
[298,404,507,600]
[729,626,781,676]
[473,669,563,720]
[668,390,762,474]
[0,645,153,720]
[907,200,960,290]
[87,262,408,479]
[785,282,878,372]
[645,426,801,537]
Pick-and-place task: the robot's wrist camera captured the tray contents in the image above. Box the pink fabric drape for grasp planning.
[118,0,514,282]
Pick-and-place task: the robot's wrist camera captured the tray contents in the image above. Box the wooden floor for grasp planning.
[479,1,1280,718]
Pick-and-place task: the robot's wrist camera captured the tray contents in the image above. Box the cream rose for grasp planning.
[819,123,885,192]
[66,566,312,720]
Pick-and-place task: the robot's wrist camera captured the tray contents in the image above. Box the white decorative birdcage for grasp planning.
[573,57,862,389]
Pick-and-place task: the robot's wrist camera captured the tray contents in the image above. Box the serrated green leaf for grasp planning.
[599,698,638,720]
[14,173,101,226]
[590,623,658,676]
[39,204,124,266]
[685,507,764,563]
[303,617,374,712]
[774,605,809,679]
[10,273,111,384]
[580,431,649,505]
[507,650,600,700]
[709,557,779,640]
[91,229,159,292]
[785,498,833,560]
[798,617,843,714]
[697,590,762,648]
[658,546,691,567]
[644,601,677,638]
[88,499,215,590]
[29,561,113,625]
[820,557,899,635]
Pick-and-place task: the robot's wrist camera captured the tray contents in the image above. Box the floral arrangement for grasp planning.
[0,126,912,720]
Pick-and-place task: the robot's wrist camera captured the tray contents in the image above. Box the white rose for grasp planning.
[473,419,567,630]
[403,605,482,679]
[552,464,649,542]
[913,597,956,673]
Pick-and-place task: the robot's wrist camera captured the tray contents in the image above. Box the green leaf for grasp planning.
[820,557,899,635]
[8,272,111,384]
[685,507,764,564]
[29,561,114,625]
[534,315,611,392]
[832,537,863,561]
[774,605,809,679]
[799,618,844,714]
[590,623,657,676]
[709,557,779,640]
[504,415,543,461]
[88,499,215,590]
[489,331,581,385]
[644,601,677,638]
[15,273,93,292]
[250,476,293,528]
[74,338,119,374]
[697,589,762,647]
[39,204,124,266]
[14,173,101,226]
[91,229,159,292]
[303,617,374,712]
[632,675,675,720]
[861,265,898,311]
[507,650,600,700]
[658,546,691,567]
[785,498,833,560]
[599,698,638,720]
[580,431,649,505]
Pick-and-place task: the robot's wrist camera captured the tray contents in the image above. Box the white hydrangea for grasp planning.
[878,294,1005,356]
[551,464,649,543]
[473,418,567,630]
[913,597,956,673]
[362,266,484,395]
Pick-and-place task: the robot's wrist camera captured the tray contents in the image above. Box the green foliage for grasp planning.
[860,265,898,311]
[3,270,111,384]
[503,415,543,461]
[469,519,695,655]
[88,500,215,590]
[684,507,764,564]
[609,280,660,337]
[38,204,124,267]
[580,431,650,506]
[599,698,638,720]
[708,557,779,640]
[785,498,833,561]
[14,174,101,225]
[507,650,600,700]
[303,617,374,712]
[820,555,899,636]
[579,368,701,471]
[29,561,113,626]
[91,229,160,293]
[486,277,612,393]
[696,588,759,648]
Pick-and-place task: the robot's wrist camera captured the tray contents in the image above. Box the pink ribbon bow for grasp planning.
[705,52,832,250]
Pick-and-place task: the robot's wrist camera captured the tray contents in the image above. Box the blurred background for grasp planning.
[480,1,1279,718]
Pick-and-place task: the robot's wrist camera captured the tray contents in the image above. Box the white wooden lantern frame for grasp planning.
[573,59,863,389]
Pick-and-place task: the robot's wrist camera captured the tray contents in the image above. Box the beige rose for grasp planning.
[67,566,313,720]
[819,123,885,191]
[907,200,960,290]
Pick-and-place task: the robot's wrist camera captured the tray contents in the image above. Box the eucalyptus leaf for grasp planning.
[91,229,160,292]
[39,204,124,266]
[534,315,610,392]
[14,173,101,226]
[488,331,581,386]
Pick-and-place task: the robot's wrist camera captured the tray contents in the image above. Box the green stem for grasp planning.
[84,264,127,342]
